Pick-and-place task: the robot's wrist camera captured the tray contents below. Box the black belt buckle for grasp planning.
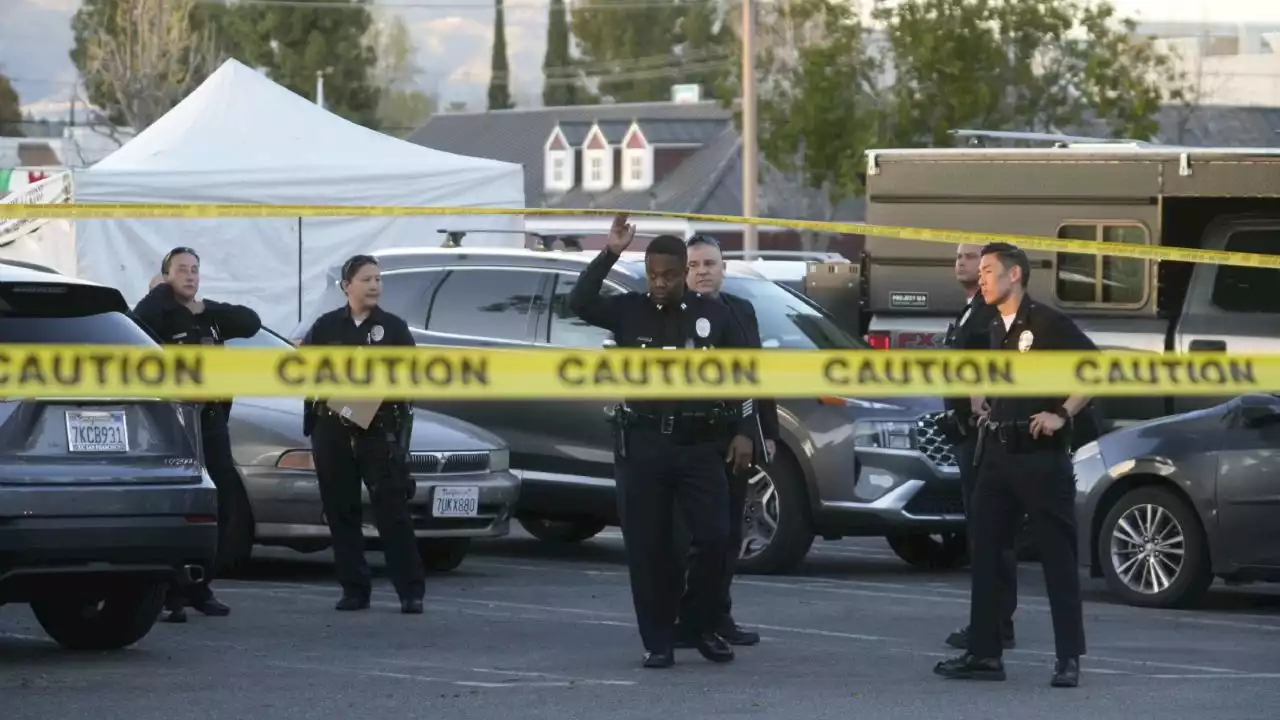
[660,415,674,435]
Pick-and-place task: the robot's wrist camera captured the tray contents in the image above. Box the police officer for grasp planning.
[298,254,425,614]
[937,243,1017,652]
[934,242,1093,688]
[134,246,262,623]
[674,234,777,648]
[569,214,756,669]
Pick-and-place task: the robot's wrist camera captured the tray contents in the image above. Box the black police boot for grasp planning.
[400,597,424,615]
[717,617,760,646]
[694,633,735,663]
[945,625,1015,650]
[643,649,675,669]
[190,597,231,617]
[335,594,371,611]
[933,653,1006,681]
[1051,657,1080,688]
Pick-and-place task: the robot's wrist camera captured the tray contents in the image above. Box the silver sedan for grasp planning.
[217,327,521,574]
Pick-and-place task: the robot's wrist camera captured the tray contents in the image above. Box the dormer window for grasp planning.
[544,126,574,193]
[620,123,652,191]
[581,123,613,192]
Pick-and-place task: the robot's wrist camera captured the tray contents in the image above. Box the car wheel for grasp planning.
[518,517,608,544]
[1098,485,1212,608]
[30,580,167,651]
[216,479,256,577]
[418,538,471,572]
[734,448,815,576]
[886,532,969,570]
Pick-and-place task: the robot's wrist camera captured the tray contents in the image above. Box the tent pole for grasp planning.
[296,217,303,322]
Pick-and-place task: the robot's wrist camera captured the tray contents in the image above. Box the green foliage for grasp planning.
[570,0,728,103]
[873,0,1186,145]
[489,0,513,110]
[223,0,380,127]
[543,0,590,106]
[369,16,436,134]
[0,73,22,134]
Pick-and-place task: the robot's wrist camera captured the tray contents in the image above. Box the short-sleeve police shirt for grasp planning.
[988,297,1096,422]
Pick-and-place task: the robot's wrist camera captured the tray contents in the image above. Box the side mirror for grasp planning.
[1238,394,1280,428]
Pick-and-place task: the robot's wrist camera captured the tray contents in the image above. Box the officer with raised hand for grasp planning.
[937,243,1017,652]
[569,213,756,669]
[673,234,777,648]
[298,254,426,615]
[934,242,1094,689]
[134,246,262,623]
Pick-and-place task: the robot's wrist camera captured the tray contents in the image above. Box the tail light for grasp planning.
[865,331,891,350]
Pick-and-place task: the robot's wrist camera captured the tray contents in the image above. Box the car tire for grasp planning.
[886,532,969,570]
[1097,485,1212,609]
[735,448,815,576]
[518,517,608,544]
[418,538,471,572]
[216,479,256,577]
[30,580,167,651]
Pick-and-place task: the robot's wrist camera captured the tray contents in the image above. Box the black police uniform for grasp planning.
[568,248,756,664]
[966,297,1093,670]
[939,291,1017,649]
[133,282,262,616]
[676,290,777,646]
[299,305,425,611]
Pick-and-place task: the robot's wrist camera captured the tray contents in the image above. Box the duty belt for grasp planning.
[978,418,1067,453]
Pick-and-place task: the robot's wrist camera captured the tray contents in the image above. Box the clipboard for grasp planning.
[325,398,381,429]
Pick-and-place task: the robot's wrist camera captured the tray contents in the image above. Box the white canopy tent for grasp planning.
[74,59,526,334]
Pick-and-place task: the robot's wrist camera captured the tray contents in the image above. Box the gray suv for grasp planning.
[294,244,966,574]
[0,264,217,650]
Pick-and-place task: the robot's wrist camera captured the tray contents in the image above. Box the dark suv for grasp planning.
[0,264,217,650]
[294,245,966,574]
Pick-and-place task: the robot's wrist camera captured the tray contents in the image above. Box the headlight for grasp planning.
[276,449,315,470]
[852,420,918,450]
[1072,440,1101,464]
[489,448,510,472]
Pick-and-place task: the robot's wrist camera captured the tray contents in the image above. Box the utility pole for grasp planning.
[740,0,758,259]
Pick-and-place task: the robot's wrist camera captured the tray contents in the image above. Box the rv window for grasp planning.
[1211,229,1280,314]
[1054,223,1147,306]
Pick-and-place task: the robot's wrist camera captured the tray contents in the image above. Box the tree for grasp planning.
[368,16,436,134]
[570,0,730,103]
[488,0,514,110]
[70,0,223,133]
[873,0,1187,146]
[225,0,380,127]
[542,0,585,106]
[0,73,22,136]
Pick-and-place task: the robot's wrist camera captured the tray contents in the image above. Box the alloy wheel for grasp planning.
[1109,503,1186,595]
[740,467,779,561]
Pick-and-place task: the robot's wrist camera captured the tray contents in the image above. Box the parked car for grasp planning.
[0,265,217,650]
[293,245,966,575]
[1074,392,1280,608]
[220,326,520,573]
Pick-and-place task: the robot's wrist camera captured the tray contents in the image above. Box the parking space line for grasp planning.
[375,659,636,686]
[217,583,1273,679]
[270,661,591,688]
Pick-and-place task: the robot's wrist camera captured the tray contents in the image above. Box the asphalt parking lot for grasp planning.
[3,531,1279,720]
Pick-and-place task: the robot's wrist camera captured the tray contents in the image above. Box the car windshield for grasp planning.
[224,327,295,350]
[721,276,867,350]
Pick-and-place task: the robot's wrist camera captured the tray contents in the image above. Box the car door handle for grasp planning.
[1189,339,1227,352]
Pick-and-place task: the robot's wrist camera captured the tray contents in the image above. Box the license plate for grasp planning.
[65,410,129,453]
[432,486,479,517]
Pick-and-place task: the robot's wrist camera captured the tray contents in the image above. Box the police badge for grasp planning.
[369,325,385,343]
[1017,330,1034,352]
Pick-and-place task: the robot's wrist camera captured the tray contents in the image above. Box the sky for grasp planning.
[3,0,1280,120]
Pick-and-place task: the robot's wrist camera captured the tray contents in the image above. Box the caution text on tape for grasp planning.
[0,345,1271,400]
[2,203,1278,270]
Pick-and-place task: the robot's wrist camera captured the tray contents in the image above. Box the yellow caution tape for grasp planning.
[0,345,1271,400]
[1,203,1278,269]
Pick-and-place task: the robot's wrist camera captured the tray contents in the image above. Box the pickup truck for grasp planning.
[829,135,1280,427]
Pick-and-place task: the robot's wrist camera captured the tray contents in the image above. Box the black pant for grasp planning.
[957,435,1017,637]
[167,408,238,608]
[676,462,748,630]
[968,440,1085,659]
[311,414,425,601]
[616,428,730,653]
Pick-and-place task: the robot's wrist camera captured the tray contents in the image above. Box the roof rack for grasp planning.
[950,129,1153,148]
[435,228,588,251]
